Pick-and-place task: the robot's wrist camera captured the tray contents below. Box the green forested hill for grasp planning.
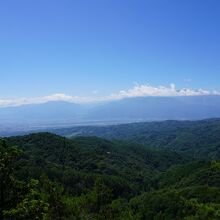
[1,132,220,219]
[54,119,220,159]
[6,133,186,191]
[129,161,220,220]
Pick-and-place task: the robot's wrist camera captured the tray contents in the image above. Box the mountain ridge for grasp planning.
[1,95,220,126]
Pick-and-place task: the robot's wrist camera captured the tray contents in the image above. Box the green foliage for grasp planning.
[0,139,23,219]
[60,119,220,160]
[129,190,220,220]
[6,133,186,193]
[1,132,220,219]
[0,140,48,220]
[3,179,49,220]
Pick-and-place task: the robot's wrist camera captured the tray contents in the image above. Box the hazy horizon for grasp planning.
[1,0,220,129]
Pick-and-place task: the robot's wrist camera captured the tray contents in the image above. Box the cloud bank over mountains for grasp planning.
[1,84,220,107]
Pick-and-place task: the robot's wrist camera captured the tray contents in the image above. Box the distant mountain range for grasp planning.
[1,95,220,129]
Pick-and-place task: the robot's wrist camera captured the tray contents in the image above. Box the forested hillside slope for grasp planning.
[54,119,220,159]
[1,132,220,219]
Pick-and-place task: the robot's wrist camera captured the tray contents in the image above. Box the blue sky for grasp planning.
[0,0,220,100]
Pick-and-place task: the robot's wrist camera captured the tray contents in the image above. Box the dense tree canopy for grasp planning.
[0,131,220,219]
[54,119,220,160]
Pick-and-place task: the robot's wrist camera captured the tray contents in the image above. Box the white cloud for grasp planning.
[0,84,219,107]
[110,84,213,99]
